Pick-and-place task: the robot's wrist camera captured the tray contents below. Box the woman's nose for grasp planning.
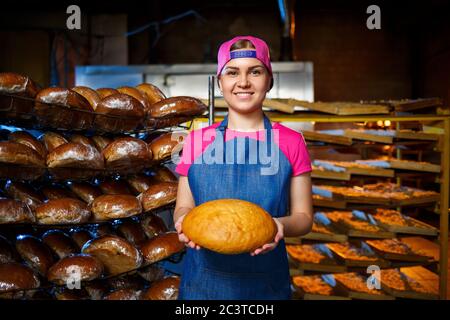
[237,74,250,87]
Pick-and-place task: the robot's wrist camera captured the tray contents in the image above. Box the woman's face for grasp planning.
[218,54,271,114]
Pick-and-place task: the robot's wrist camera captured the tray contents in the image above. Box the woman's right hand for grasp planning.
[175,214,201,250]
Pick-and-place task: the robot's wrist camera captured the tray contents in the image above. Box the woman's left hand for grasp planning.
[250,218,284,256]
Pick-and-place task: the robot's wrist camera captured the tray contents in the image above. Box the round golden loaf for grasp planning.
[182,199,277,254]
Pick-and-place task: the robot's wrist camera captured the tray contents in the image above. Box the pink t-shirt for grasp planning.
[175,122,312,177]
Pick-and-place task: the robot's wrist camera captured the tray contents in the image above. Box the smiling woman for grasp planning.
[173,36,313,300]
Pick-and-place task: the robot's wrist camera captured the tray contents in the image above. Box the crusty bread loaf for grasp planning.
[0,262,40,298]
[149,132,184,162]
[47,254,104,285]
[68,182,102,204]
[35,198,91,225]
[140,214,167,239]
[0,198,35,224]
[117,86,150,111]
[148,96,207,118]
[4,181,44,210]
[39,132,68,152]
[116,220,147,245]
[82,235,142,276]
[42,230,79,259]
[72,86,101,111]
[35,87,94,130]
[140,182,177,212]
[126,175,154,194]
[46,142,104,169]
[137,265,164,283]
[140,232,184,265]
[99,180,133,195]
[102,137,152,171]
[0,72,39,120]
[141,276,180,300]
[91,135,112,152]
[96,88,119,99]
[8,131,47,159]
[69,134,96,149]
[91,194,142,221]
[0,234,18,264]
[94,93,145,132]
[70,228,94,249]
[136,83,166,106]
[0,141,45,167]
[40,185,76,200]
[152,166,178,183]
[15,235,55,276]
[182,199,277,254]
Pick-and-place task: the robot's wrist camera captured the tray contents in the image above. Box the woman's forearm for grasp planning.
[277,212,313,238]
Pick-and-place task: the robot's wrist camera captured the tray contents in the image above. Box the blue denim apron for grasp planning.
[179,114,292,300]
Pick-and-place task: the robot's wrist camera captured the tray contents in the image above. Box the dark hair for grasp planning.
[230,39,256,51]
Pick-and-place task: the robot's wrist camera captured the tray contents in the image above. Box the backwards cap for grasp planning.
[216,35,272,77]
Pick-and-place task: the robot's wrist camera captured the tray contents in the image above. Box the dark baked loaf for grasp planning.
[68,182,102,204]
[139,232,184,265]
[152,166,178,183]
[46,142,104,169]
[47,254,104,285]
[117,86,150,111]
[39,132,68,152]
[91,135,112,152]
[0,262,40,299]
[99,179,133,195]
[140,214,167,239]
[136,83,166,106]
[35,87,94,130]
[96,88,119,99]
[102,137,152,172]
[148,132,184,162]
[141,276,180,300]
[0,141,45,167]
[91,194,142,221]
[8,131,47,159]
[42,230,80,259]
[72,86,101,111]
[0,198,35,224]
[0,234,18,264]
[148,96,207,118]
[116,220,147,245]
[4,181,44,210]
[35,198,91,225]
[139,182,177,212]
[70,229,94,249]
[15,235,55,276]
[126,175,154,194]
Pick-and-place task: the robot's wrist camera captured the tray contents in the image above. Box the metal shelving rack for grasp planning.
[195,104,450,299]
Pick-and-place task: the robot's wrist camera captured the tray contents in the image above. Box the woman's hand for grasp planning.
[175,213,201,250]
[250,218,284,256]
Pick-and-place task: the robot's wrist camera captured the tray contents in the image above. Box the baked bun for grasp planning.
[47,254,104,285]
[4,181,44,210]
[152,166,177,183]
[69,134,96,149]
[0,262,40,298]
[117,86,150,111]
[94,94,145,132]
[102,137,152,172]
[103,288,142,300]
[140,214,167,239]
[182,199,277,254]
[8,131,47,159]
[137,265,165,283]
[148,96,207,118]
[140,232,184,265]
[141,276,180,300]
[0,72,39,120]
[70,228,93,249]
[99,180,132,195]
[35,198,91,225]
[140,182,177,212]
[127,175,154,194]
[42,230,79,259]
[15,235,55,276]
[95,223,117,237]
[40,132,68,152]
[68,182,102,204]
[149,132,184,162]
[0,141,45,167]
[40,185,75,200]
[46,142,104,169]
[96,88,119,99]
[82,235,142,275]
[91,135,112,152]
[0,198,35,224]
[0,234,18,264]
[71,86,101,110]
[116,220,147,245]
[35,87,94,130]
[91,194,142,221]
[136,83,166,106]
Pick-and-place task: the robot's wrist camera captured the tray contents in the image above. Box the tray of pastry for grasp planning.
[325,241,390,268]
[0,129,184,181]
[380,266,439,299]
[365,239,431,262]
[312,194,347,209]
[312,160,394,180]
[313,183,440,206]
[323,210,395,239]
[356,159,441,174]
[291,275,350,300]
[343,129,441,144]
[286,244,347,273]
[328,272,395,300]
[0,73,207,134]
[0,174,177,226]
[370,209,438,236]
[299,212,348,243]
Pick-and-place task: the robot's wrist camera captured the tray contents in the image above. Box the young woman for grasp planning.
[173,35,313,300]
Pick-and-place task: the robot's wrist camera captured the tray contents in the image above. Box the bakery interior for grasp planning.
[1,0,450,301]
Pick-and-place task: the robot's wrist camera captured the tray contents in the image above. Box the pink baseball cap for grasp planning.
[216,35,273,77]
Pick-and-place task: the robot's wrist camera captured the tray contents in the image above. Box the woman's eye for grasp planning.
[251,70,261,75]
[225,70,238,76]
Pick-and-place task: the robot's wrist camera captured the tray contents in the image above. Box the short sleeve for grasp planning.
[175,131,193,176]
[291,133,312,176]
